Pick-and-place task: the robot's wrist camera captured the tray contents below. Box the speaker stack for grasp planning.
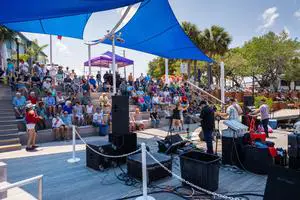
[288,133,300,170]
[86,96,138,171]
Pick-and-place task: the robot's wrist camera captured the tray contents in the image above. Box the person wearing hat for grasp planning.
[199,100,215,154]
[80,90,91,106]
[12,92,27,118]
[28,91,38,105]
[99,93,111,108]
[73,101,84,126]
[88,75,97,92]
[25,104,42,151]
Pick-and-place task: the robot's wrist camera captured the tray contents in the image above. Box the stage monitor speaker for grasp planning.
[158,134,187,154]
[243,96,254,107]
[264,166,300,200]
[112,96,129,135]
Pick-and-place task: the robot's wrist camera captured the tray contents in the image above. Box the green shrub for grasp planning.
[254,96,273,108]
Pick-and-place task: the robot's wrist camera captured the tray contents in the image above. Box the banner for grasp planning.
[180,63,188,74]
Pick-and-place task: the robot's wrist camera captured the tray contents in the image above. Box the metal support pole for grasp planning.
[67,125,80,163]
[112,35,117,95]
[133,63,135,81]
[220,61,225,104]
[135,143,155,200]
[88,44,91,76]
[15,38,19,69]
[123,50,127,81]
[38,177,43,200]
[165,58,169,85]
[50,35,53,68]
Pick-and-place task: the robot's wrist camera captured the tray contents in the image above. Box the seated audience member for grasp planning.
[93,107,108,136]
[81,79,90,93]
[137,95,147,111]
[60,111,72,139]
[152,93,160,105]
[45,92,56,118]
[71,92,80,105]
[63,101,73,115]
[150,106,160,128]
[56,105,63,115]
[144,95,151,110]
[52,114,67,140]
[119,81,127,96]
[136,87,145,96]
[73,101,84,126]
[56,91,65,107]
[85,101,94,125]
[16,77,28,95]
[127,83,134,96]
[88,75,97,92]
[81,90,91,106]
[12,92,27,118]
[56,66,64,85]
[99,93,111,108]
[173,93,180,105]
[42,79,52,91]
[36,101,47,129]
[28,91,38,105]
[31,72,41,88]
[132,108,144,131]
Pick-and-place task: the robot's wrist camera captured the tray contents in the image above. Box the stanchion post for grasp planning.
[38,177,43,200]
[67,126,80,163]
[136,143,155,200]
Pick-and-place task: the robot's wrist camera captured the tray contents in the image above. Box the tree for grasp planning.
[284,57,300,90]
[147,57,181,79]
[26,39,48,62]
[199,25,232,87]
[181,21,201,79]
[243,31,300,90]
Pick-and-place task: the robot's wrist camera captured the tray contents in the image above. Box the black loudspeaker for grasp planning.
[86,141,126,171]
[288,133,300,169]
[158,134,188,154]
[243,96,254,107]
[127,152,172,183]
[112,96,129,135]
[221,136,245,168]
[109,133,137,154]
[264,166,300,200]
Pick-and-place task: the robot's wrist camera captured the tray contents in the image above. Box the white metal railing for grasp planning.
[186,81,225,105]
[0,175,43,200]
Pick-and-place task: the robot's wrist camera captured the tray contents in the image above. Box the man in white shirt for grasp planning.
[93,108,103,126]
[218,98,242,122]
[52,114,67,140]
[20,59,29,75]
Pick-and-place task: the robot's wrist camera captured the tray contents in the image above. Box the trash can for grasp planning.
[268,119,278,130]
[180,151,221,191]
[99,124,109,136]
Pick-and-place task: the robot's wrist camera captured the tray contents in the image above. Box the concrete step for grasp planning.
[0,129,18,134]
[0,133,20,140]
[0,115,16,120]
[1,124,19,130]
[0,120,22,126]
[0,144,22,153]
[0,108,14,112]
[0,138,20,146]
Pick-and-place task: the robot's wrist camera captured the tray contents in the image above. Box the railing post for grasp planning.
[67,125,80,163]
[38,177,43,200]
[136,143,155,200]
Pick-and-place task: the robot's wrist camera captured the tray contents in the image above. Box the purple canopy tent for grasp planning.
[84,51,133,68]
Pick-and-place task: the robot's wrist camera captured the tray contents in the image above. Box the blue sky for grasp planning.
[23,0,300,77]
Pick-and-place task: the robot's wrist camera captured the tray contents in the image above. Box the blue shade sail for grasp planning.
[0,0,143,24]
[101,0,212,62]
[4,14,91,39]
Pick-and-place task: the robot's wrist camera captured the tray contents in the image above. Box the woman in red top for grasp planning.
[25,104,42,151]
[28,91,38,105]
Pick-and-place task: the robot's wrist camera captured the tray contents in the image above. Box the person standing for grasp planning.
[25,104,42,151]
[252,98,270,137]
[199,100,215,154]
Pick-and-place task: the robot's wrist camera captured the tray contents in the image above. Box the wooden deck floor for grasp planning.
[0,130,276,200]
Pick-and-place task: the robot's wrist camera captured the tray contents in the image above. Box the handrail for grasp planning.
[0,175,43,200]
[186,81,225,105]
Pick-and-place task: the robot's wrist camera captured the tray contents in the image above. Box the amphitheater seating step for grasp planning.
[0,144,22,153]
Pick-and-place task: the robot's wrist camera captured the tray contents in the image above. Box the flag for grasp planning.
[57,35,62,40]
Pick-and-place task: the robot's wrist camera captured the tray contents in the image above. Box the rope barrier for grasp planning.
[74,129,142,158]
[146,151,239,200]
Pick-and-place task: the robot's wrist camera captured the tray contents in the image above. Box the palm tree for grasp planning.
[0,26,15,69]
[26,39,48,64]
[181,22,201,79]
[199,25,232,88]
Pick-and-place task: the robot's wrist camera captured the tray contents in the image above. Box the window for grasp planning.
[295,81,300,86]
[280,80,289,86]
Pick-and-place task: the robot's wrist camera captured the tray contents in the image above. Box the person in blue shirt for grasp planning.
[6,59,14,75]
[12,92,27,118]
[89,75,97,92]
[60,111,72,140]
[63,101,73,117]
[45,92,56,118]
[136,87,145,96]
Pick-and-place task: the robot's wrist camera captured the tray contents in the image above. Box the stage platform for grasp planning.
[0,128,276,200]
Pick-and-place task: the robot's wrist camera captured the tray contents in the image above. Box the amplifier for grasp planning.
[86,141,126,171]
[109,133,137,153]
[288,133,300,158]
[222,136,245,168]
[127,152,172,183]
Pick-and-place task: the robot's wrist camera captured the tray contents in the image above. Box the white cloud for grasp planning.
[295,9,300,20]
[116,4,140,26]
[55,41,71,55]
[258,7,279,32]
